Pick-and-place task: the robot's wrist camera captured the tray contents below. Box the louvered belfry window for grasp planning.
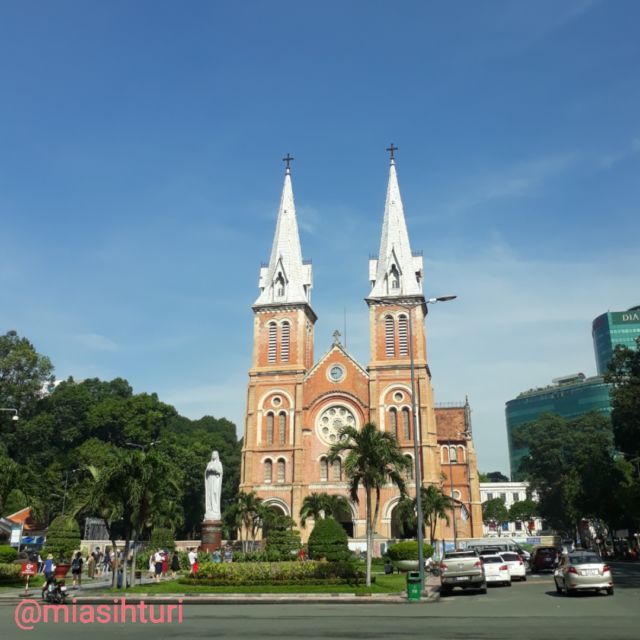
[385,315,395,357]
[398,315,408,356]
[278,412,286,444]
[266,413,274,445]
[268,322,277,363]
[402,407,411,440]
[264,460,272,483]
[281,321,290,362]
[320,457,328,481]
[389,408,398,438]
[277,459,285,483]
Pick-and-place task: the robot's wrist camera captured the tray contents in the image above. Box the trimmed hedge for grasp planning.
[307,517,350,562]
[386,541,434,562]
[42,515,81,562]
[180,560,366,586]
[0,563,22,583]
[0,545,18,563]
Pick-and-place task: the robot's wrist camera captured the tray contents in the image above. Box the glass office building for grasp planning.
[506,374,612,480]
[592,306,640,375]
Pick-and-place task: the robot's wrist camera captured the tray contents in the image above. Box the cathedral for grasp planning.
[239,150,483,545]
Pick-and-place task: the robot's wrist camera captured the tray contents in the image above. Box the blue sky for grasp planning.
[1,0,639,474]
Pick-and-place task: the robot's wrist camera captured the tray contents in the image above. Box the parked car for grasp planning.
[500,552,527,581]
[554,551,614,596]
[479,554,511,586]
[440,550,487,595]
[530,546,559,573]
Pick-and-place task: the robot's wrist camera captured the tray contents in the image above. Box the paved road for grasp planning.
[1,569,638,640]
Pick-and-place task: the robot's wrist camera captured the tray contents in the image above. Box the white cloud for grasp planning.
[598,137,640,169]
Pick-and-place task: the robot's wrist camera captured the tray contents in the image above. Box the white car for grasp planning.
[500,552,527,581]
[480,555,511,586]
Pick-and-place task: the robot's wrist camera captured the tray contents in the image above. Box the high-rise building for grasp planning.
[239,152,484,544]
[505,374,612,480]
[592,306,640,375]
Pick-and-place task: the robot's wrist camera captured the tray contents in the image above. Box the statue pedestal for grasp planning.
[201,519,223,552]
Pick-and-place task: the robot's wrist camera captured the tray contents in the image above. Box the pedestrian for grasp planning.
[148,553,155,580]
[153,549,163,582]
[41,554,56,600]
[297,547,305,562]
[93,547,102,577]
[37,553,43,574]
[223,545,233,563]
[170,550,180,578]
[161,550,169,578]
[188,548,198,576]
[212,549,221,564]
[71,551,83,589]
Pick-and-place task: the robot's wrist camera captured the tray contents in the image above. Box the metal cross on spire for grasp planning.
[386,143,398,161]
[282,153,294,171]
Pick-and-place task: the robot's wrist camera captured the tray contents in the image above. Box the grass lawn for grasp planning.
[107,573,407,595]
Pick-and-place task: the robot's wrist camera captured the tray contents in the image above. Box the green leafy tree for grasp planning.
[227,491,264,552]
[514,412,620,538]
[327,422,409,587]
[2,488,28,516]
[509,499,538,534]
[482,498,509,535]
[264,514,301,560]
[0,330,54,418]
[393,484,453,543]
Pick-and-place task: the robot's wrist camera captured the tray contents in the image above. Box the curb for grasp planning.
[0,589,440,606]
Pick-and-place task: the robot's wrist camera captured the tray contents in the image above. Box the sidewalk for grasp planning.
[0,573,441,605]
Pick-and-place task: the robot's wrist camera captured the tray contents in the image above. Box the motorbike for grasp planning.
[43,578,68,604]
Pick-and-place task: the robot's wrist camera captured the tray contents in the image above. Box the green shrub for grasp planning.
[0,563,22,583]
[307,517,350,562]
[2,489,28,516]
[0,545,18,563]
[42,515,81,562]
[149,527,175,552]
[386,541,434,562]
[180,560,366,586]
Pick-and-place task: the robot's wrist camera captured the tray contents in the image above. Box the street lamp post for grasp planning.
[447,438,458,549]
[61,468,80,516]
[0,408,19,421]
[397,295,456,592]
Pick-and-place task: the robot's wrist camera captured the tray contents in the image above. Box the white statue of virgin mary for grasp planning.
[204,450,223,521]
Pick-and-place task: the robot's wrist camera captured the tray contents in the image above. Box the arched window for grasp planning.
[405,455,414,480]
[398,315,408,356]
[281,321,290,362]
[449,446,458,463]
[402,408,411,440]
[268,322,277,363]
[320,457,328,482]
[389,408,398,438]
[278,412,286,445]
[275,272,285,297]
[332,458,342,481]
[266,413,274,445]
[264,460,272,483]
[277,459,286,483]
[390,265,400,290]
[385,315,395,357]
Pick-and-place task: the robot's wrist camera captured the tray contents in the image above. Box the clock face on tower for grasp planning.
[329,364,345,382]
[316,405,356,445]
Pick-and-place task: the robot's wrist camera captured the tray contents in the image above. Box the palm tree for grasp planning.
[327,422,409,587]
[233,491,264,552]
[421,484,452,544]
[299,492,352,527]
[299,492,327,527]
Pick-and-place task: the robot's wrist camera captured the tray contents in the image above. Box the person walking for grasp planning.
[41,554,56,600]
[188,548,198,576]
[148,553,155,580]
[170,551,180,578]
[153,549,163,583]
[71,551,83,589]
[161,550,169,578]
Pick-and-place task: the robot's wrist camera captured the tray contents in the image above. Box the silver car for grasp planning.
[553,552,614,596]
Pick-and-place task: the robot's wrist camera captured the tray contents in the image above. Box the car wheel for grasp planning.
[506,581,512,587]
[555,581,562,594]
[522,576,527,582]
[440,587,451,596]
[606,587,614,596]
[479,587,487,595]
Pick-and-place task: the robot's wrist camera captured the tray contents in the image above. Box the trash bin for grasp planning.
[406,571,422,601]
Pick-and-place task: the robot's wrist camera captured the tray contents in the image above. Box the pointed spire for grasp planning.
[368,146,423,298]
[255,158,312,306]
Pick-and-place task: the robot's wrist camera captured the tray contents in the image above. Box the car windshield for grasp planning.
[445,551,476,559]
[538,548,557,556]
[481,557,502,563]
[569,554,601,565]
[501,553,519,561]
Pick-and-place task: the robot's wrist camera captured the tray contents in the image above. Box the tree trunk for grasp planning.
[110,539,118,589]
[365,489,372,587]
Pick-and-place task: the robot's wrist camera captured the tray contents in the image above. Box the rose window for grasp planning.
[316,405,356,445]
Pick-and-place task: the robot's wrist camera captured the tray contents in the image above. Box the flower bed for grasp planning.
[179,560,367,586]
